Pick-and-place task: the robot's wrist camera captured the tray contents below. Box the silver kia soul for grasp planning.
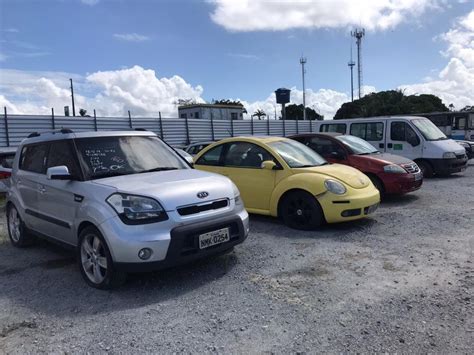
[6,129,249,289]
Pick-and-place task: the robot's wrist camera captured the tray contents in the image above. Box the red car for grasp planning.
[290,133,423,196]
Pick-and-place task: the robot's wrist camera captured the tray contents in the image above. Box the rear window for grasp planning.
[20,144,49,174]
[0,153,15,169]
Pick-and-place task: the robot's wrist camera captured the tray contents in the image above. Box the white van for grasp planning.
[315,116,468,177]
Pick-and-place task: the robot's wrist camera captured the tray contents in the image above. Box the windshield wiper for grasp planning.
[92,171,133,179]
[138,167,179,173]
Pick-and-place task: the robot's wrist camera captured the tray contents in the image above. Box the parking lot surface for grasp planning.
[0,165,473,353]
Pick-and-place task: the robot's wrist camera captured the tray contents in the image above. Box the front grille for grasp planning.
[456,154,466,160]
[177,198,229,216]
[403,163,420,174]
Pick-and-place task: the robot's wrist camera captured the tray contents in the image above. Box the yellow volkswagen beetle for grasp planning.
[194,136,380,230]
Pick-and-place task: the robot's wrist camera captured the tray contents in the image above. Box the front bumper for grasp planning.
[98,208,249,271]
[380,172,423,194]
[429,156,468,175]
[317,186,380,224]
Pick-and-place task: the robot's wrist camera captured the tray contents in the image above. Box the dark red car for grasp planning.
[290,133,423,196]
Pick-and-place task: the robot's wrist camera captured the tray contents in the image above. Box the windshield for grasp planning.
[75,135,188,180]
[412,119,447,141]
[335,135,379,155]
[268,139,327,168]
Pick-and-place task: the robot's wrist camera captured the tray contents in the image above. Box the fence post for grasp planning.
[93,109,98,131]
[185,115,190,144]
[309,117,312,132]
[3,107,10,147]
[230,117,234,137]
[128,110,132,129]
[267,117,270,135]
[296,117,299,134]
[159,112,164,139]
[51,108,55,129]
[251,115,254,135]
[283,117,286,136]
[210,112,215,141]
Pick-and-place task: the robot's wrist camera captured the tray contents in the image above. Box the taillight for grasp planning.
[0,171,11,179]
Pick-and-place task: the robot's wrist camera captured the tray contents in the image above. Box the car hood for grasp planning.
[92,169,234,211]
[294,163,371,189]
[358,153,413,165]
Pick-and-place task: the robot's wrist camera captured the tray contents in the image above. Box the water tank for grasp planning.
[275,88,291,104]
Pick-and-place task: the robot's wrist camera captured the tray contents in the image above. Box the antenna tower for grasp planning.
[348,44,355,102]
[351,28,365,99]
[300,56,307,120]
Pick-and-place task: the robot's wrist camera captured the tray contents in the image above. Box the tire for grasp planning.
[416,160,434,178]
[78,226,126,289]
[368,174,385,198]
[7,204,35,247]
[280,190,324,230]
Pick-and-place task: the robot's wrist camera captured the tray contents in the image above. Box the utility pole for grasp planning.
[70,78,76,117]
[300,56,307,120]
[351,28,365,99]
[348,44,355,102]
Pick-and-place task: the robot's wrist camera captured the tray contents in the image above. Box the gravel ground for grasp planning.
[0,165,473,353]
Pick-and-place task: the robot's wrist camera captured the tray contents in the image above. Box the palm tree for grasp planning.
[252,109,267,120]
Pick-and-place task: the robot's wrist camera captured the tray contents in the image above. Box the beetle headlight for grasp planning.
[443,152,456,159]
[324,179,346,195]
[107,193,168,224]
[383,164,406,174]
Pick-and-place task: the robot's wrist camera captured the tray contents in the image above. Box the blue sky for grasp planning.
[0,0,473,118]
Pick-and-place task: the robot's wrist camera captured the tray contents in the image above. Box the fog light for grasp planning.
[138,248,152,260]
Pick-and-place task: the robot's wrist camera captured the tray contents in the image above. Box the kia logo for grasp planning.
[197,191,209,199]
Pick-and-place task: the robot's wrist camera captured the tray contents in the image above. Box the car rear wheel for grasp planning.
[416,160,434,178]
[7,204,35,247]
[280,191,324,230]
[78,226,126,289]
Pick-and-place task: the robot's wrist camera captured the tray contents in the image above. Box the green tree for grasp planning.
[334,90,449,119]
[284,104,323,120]
[252,109,267,120]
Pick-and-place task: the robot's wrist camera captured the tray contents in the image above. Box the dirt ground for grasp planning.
[0,165,473,353]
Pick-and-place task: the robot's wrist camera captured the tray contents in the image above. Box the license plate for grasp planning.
[414,172,423,181]
[199,227,230,249]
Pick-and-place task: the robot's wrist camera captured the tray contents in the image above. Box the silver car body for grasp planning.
[8,130,249,268]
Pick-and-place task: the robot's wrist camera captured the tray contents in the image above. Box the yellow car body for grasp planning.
[193,136,380,226]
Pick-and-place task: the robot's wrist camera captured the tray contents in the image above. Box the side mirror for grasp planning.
[47,165,71,180]
[261,160,277,170]
[330,151,344,160]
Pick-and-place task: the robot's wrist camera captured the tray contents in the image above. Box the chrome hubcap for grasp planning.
[81,234,107,284]
[8,208,21,243]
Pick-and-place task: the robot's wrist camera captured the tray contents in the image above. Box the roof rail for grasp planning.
[134,128,148,131]
[26,128,74,139]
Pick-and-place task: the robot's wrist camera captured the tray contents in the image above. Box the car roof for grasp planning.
[20,129,156,146]
[215,136,288,144]
[290,132,342,138]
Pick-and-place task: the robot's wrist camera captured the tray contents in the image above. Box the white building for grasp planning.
[178,104,245,120]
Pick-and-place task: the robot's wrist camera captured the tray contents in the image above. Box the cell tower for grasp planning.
[351,28,365,99]
[300,56,307,120]
[348,44,355,102]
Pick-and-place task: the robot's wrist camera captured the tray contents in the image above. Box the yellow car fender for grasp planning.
[269,173,327,216]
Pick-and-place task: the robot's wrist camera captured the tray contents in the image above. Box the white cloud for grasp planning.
[113,33,151,42]
[399,10,474,109]
[3,28,19,33]
[227,53,261,60]
[81,0,100,5]
[209,0,438,32]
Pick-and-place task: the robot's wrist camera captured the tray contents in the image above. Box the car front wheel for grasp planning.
[280,191,324,230]
[78,226,126,289]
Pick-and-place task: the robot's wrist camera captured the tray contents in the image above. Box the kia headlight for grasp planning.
[383,164,406,174]
[443,152,456,159]
[232,183,243,205]
[107,193,168,224]
[324,179,346,195]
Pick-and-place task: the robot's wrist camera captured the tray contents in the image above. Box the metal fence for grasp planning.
[1,109,322,148]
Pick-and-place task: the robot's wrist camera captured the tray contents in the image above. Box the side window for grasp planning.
[320,124,346,134]
[308,137,345,156]
[350,122,383,141]
[195,145,223,166]
[223,142,274,168]
[454,117,466,130]
[391,122,420,145]
[19,144,49,173]
[46,140,80,177]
